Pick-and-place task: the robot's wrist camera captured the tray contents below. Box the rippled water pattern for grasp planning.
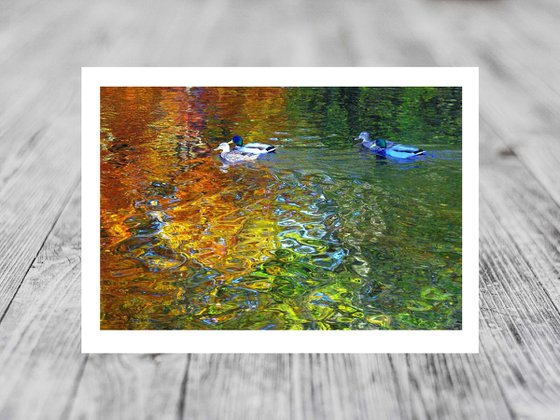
[101,87,462,330]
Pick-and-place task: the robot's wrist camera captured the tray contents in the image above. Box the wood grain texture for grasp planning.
[1,0,559,419]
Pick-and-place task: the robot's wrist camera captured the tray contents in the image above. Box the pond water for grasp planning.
[100,87,462,330]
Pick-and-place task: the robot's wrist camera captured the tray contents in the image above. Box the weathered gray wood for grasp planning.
[403,0,560,207]
[0,188,83,419]
[69,354,189,420]
[1,0,560,419]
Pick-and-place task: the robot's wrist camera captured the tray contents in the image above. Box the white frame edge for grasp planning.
[82,67,479,353]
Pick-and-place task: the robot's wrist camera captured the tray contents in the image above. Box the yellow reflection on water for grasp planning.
[101,87,290,329]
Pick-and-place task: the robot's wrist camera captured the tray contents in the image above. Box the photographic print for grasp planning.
[83,68,478,352]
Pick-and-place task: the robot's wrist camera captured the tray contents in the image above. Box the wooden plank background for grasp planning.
[1,0,559,418]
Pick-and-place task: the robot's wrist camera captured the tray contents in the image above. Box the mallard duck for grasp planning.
[231,135,276,155]
[355,131,425,159]
[215,142,259,163]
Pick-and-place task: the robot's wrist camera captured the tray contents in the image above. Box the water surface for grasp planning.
[100,87,462,330]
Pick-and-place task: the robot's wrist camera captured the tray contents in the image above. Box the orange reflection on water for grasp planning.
[100,87,288,329]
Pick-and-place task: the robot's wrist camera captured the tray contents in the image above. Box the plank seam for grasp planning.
[483,105,560,212]
[177,353,192,420]
[0,175,80,326]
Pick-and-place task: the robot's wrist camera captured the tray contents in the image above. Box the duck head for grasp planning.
[215,142,231,153]
[375,138,387,148]
[231,135,243,147]
[354,131,371,142]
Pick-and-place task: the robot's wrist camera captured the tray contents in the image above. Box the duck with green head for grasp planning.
[354,131,425,159]
[231,135,276,155]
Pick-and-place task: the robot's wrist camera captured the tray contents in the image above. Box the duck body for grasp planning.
[355,131,425,160]
[215,142,259,164]
[232,135,276,155]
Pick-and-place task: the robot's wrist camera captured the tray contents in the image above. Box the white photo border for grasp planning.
[82,67,479,353]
